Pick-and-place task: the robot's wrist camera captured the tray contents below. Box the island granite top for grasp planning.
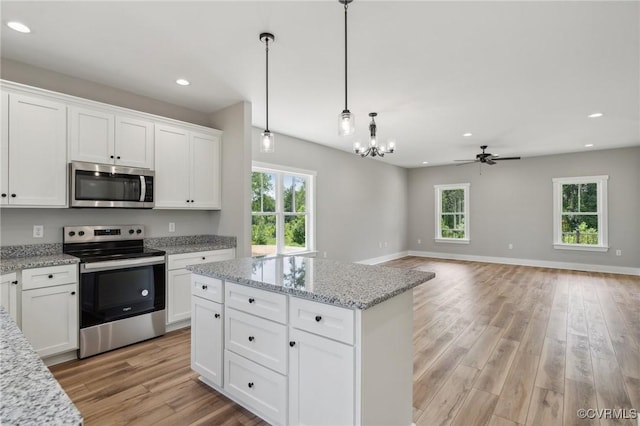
[0,307,82,425]
[188,256,435,310]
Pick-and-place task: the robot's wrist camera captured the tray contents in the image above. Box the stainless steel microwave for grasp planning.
[70,161,154,208]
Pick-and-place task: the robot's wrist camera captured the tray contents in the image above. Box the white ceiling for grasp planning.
[1,1,638,168]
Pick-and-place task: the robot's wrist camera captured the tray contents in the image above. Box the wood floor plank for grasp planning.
[525,387,564,426]
[494,351,540,424]
[520,318,548,355]
[488,415,520,426]
[503,310,531,342]
[566,333,595,384]
[414,344,468,410]
[563,378,599,426]
[546,308,568,342]
[474,338,520,396]
[591,356,635,426]
[451,388,498,426]
[535,337,567,394]
[461,325,504,370]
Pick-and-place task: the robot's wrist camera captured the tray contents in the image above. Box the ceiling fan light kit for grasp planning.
[260,32,275,153]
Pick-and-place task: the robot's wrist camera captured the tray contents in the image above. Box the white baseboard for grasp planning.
[43,350,78,366]
[407,250,640,276]
[166,318,191,332]
[357,251,409,265]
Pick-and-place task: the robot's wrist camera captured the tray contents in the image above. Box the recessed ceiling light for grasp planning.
[422,161,429,164]
[588,112,603,118]
[585,144,594,148]
[7,21,31,33]
[462,133,473,137]
[175,79,190,86]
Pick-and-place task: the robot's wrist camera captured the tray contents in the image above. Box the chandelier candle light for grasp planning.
[353,113,396,158]
[260,32,275,153]
[338,0,355,136]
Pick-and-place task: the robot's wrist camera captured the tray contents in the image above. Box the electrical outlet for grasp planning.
[378,242,383,249]
[33,225,44,238]
[169,222,175,233]
[616,249,622,256]
[508,243,513,250]
[417,238,422,244]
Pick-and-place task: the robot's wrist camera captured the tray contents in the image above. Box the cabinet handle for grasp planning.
[1,193,6,198]
[214,313,220,318]
[11,194,16,198]
[202,257,206,260]
[248,382,254,388]
[248,298,255,304]
[186,200,190,203]
[289,341,296,347]
[110,155,114,159]
[71,291,76,295]
[11,280,18,285]
[248,336,255,342]
[190,200,194,203]
[315,315,322,322]
[48,274,53,279]
[201,285,208,290]
[117,156,121,159]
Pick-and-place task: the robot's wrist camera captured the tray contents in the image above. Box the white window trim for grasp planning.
[552,175,608,252]
[252,161,316,256]
[434,183,470,244]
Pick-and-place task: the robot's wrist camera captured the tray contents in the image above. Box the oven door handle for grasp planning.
[81,256,166,273]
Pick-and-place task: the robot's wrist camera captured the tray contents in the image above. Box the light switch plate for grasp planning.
[169,222,175,232]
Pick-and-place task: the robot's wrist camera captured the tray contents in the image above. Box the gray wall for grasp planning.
[406,146,640,268]
[210,103,253,257]
[252,129,408,263]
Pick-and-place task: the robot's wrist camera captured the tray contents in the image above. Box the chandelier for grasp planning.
[353,113,396,158]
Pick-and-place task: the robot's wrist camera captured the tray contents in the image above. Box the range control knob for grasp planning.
[136,229,142,234]
[78,231,85,236]
[129,229,135,234]
[68,231,76,237]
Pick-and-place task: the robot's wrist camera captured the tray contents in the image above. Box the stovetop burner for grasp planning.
[63,225,165,262]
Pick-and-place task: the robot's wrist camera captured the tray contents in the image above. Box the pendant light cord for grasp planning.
[344,2,348,111]
[265,37,270,132]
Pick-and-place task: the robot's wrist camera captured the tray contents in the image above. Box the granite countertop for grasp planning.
[0,307,82,425]
[188,256,435,310]
[145,235,236,255]
[0,244,80,274]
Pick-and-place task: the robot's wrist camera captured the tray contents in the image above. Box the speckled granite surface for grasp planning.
[188,256,435,309]
[145,235,236,255]
[0,307,82,425]
[0,244,80,274]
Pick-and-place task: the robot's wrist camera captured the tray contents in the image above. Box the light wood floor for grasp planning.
[50,257,640,426]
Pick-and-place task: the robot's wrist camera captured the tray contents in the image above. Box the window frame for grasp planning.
[252,161,316,257]
[434,183,470,244]
[552,175,608,252]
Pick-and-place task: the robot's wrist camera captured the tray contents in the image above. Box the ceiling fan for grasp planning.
[455,145,521,166]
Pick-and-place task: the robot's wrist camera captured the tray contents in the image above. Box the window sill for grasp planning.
[435,238,470,245]
[553,244,609,253]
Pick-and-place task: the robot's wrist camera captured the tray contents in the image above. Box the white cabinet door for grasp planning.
[115,115,154,169]
[154,125,190,208]
[190,131,221,209]
[22,283,78,357]
[0,272,19,323]
[8,94,67,206]
[69,106,115,165]
[1,91,8,205]
[191,295,223,387]
[167,269,192,324]
[289,328,355,426]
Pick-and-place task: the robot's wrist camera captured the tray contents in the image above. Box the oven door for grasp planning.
[70,161,154,208]
[80,256,165,328]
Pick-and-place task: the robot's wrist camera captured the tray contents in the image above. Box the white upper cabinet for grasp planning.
[69,105,154,169]
[2,92,67,207]
[155,124,221,210]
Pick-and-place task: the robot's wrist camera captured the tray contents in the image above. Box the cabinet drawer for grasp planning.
[191,274,223,303]
[22,264,77,290]
[290,297,355,345]
[224,350,287,426]
[168,249,235,270]
[225,282,287,324]
[225,307,287,375]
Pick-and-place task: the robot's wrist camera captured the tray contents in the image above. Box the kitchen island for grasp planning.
[188,255,435,426]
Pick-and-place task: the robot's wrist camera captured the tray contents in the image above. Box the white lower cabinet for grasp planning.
[21,264,79,358]
[288,328,355,426]
[191,295,223,387]
[0,272,20,323]
[167,249,235,326]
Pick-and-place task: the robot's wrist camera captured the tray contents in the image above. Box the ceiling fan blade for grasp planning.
[484,159,497,165]
[493,156,521,161]
[455,161,478,166]
[454,159,477,162]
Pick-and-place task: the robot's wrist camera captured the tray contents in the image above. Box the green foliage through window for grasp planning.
[561,183,598,245]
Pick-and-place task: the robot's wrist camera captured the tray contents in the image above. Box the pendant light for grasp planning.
[338,0,355,136]
[260,32,275,153]
[353,112,396,158]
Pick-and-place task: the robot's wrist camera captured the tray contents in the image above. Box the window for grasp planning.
[251,162,315,257]
[435,183,470,243]
[553,175,608,251]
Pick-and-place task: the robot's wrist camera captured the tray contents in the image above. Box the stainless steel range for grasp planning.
[63,225,166,358]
